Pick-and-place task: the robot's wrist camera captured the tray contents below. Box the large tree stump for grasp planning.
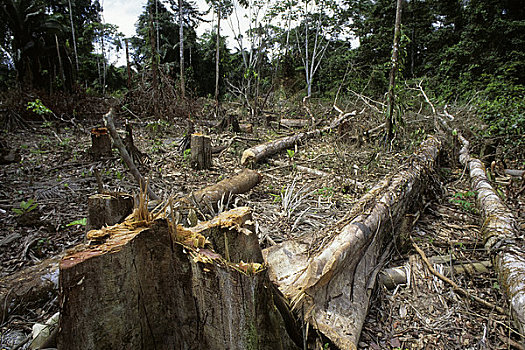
[86,192,134,231]
[190,133,212,170]
[58,207,298,350]
[90,127,112,160]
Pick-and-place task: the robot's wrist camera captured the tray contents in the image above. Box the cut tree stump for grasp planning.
[58,207,298,350]
[263,136,441,349]
[0,255,62,322]
[86,192,134,231]
[190,133,212,170]
[459,134,525,334]
[90,127,112,160]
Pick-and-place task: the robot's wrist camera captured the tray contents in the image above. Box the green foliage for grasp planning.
[183,148,191,160]
[449,191,477,213]
[286,149,295,159]
[12,199,38,215]
[476,78,525,151]
[27,99,52,115]
[66,218,87,227]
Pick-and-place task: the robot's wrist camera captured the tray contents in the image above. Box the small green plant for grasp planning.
[183,148,191,160]
[27,99,52,115]
[66,218,87,227]
[315,186,335,197]
[286,149,295,159]
[12,199,38,215]
[449,191,477,213]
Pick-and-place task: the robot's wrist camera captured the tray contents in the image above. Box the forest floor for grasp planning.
[0,97,524,349]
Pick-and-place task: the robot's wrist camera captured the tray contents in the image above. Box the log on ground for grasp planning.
[459,134,525,334]
[241,112,353,166]
[178,168,262,212]
[58,207,298,350]
[0,256,62,322]
[241,129,322,166]
[264,136,441,349]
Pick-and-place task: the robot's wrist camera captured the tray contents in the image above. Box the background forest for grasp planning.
[1,0,524,152]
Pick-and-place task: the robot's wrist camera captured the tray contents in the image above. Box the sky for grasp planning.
[102,0,252,66]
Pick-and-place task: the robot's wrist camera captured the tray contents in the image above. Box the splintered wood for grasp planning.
[58,207,297,350]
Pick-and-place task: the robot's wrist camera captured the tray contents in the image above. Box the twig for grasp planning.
[412,240,506,315]
[104,109,159,201]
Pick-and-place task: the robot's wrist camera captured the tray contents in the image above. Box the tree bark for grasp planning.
[0,256,62,323]
[178,168,262,212]
[86,192,134,231]
[215,7,221,114]
[90,127,112,160]
[241,113,352,166]
[179,0,185,98]
[58,207,298,350]
[241,129,321,166]
[280,119,308,128]
[263,136,441,349]
[190,133,212,170]
[458,134,525,334]
[385,0,403,142]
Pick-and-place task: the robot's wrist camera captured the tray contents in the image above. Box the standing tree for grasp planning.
[385,0,403,143]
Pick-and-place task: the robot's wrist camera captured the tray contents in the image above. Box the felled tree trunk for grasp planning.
[459,135,525,334]
[190,133,212,170]
[86,192,134,231]
[280,119,308,128]
[241,112,353,166]
[264,136,441,349]
[241,129,322,166]
[379,259,491,289]
[178,168,262,212]
[0,256,62,322]
[58,207,298,350]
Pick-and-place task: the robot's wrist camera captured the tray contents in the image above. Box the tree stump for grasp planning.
[90,127,112,160]
[58,207,298,350]
[190,133,212,170]
[86,192,134,231]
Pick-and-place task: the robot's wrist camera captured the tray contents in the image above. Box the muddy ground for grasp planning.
[1,98,524,349]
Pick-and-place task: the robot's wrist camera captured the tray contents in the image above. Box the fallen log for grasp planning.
[58,207,298,350]
[379,259,491,289]
[241,129,322,166]
[178,168,262,212]
[0,256,62,323]
[264,136,441,349]
[241,112,354,166]
[459,134,525,334]
[280,119,309,128]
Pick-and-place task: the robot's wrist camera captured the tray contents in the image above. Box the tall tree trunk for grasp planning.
[55,35,66,87]
[125,38,131,88]
[215,8,221,115]
[179,0,185,98]
[149,11,159,117]
[67,0,79,74]
[385,0,403,142]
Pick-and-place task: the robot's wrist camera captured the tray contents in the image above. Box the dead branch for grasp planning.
[412,241,505,314]
[103,109,159,201]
